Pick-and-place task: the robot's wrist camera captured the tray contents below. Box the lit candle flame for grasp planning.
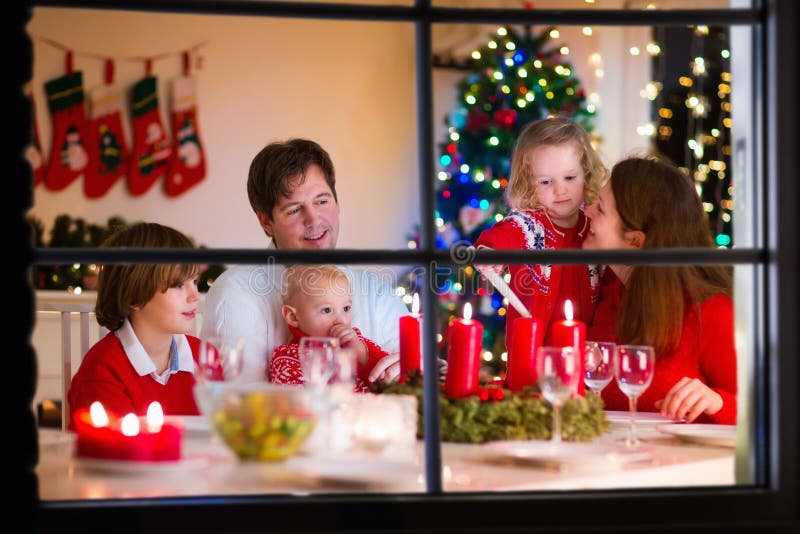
[463,302,473,320]
[146,401,164,432]
[564,299,574,321]
[412,292,420,314]
[120,413,140,436]
[89,401,109,428]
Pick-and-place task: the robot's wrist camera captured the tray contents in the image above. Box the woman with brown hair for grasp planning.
[583,156,736,425]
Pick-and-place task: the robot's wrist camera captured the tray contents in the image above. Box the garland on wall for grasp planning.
[26,35,208,198]
[29,213,225,294]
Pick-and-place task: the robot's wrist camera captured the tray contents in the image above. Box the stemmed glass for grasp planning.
[298,336,339,455]
[194,336,245,416]
[298,336,339,389]
[584,341,617,396]
[614,344,656,448]
[195,336,245,384]
[536,346,581,445]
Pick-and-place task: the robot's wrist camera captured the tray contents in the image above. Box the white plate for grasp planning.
[480,440,653,470]
[605,410,676,425]
[285,456,419,486]
[73,453,210,474]
[168,416,212,436]
[38,429,76,448]
[656,424,737,448]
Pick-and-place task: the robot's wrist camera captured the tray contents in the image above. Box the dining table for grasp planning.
[36,411,738,501]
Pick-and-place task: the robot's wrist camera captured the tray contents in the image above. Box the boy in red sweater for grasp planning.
[67,222,202,428]
[269,265,387,392]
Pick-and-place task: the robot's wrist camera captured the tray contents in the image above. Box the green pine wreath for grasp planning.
[379,372,610,444]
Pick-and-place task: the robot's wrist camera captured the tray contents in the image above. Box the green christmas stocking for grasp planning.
[43,72,94,191]
[165,75,206,196]
[128,76,171,195]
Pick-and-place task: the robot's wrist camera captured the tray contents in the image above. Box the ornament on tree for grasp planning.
[128,75,171,196]
[85,60,128,198]
[24,83,45,187]
[494,108,518,129]
[465,109,490,132]
[43,70,94,191]
[165,58,206,196]
[438,222,461,248]
[459,205,491,235]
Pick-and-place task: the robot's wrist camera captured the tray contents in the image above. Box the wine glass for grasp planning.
[298,336,339,388]
[614,344,656,448]
[536,346,581,445]
[584,341,617,396]
[297,337,339,456]
[195,336,245,384]
[193,337,245,416]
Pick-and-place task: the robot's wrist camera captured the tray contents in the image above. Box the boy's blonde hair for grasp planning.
[505,116,608,210]
[282,264,351,306]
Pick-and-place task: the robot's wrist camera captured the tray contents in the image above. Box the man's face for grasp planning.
[258,164,340,250]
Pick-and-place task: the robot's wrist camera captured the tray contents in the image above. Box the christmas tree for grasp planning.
[399,26,596,377]
[651,25,732,247]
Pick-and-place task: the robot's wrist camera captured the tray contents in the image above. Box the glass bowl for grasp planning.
[194,382,316,461]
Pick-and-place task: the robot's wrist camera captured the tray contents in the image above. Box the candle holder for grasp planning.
[73,401,182,462]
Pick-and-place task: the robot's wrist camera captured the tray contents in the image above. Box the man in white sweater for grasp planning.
[201,139,408,384]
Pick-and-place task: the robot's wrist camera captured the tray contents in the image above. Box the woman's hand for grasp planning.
[654,377,723,423]
[329,324,368,365]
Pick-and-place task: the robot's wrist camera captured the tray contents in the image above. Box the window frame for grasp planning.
[20,0,799,531]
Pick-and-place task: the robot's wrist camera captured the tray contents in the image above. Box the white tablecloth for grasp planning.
[37,416,736,501]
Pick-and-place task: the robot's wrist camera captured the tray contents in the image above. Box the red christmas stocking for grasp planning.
[165,75,206,196]
[24,84,46,187]
[85,83,129,198]
[128,76,171,196]
[83,63,130,198]
[43,72,93,191]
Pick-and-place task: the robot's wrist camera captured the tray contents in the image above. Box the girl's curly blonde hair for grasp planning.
[505,116,608,211]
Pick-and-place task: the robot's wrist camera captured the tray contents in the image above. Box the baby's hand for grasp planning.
[369,353,401,385]
[329,324,368,364]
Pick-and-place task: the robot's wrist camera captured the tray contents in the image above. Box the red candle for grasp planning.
[74,401,182,462]
[550,300,586,396]
[505,317,544,392]
[444,303,483,399]
[399,293,422,383]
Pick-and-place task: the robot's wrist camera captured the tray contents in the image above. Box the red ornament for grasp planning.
[476,386,506,402]
[494,109,518,129]
[465,109,490,132]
